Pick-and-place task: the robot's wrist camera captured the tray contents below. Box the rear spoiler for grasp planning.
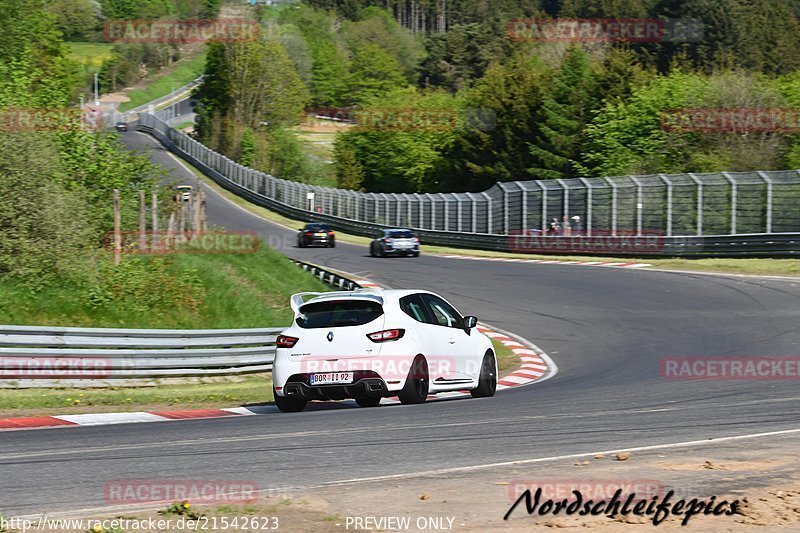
[289,291,384,314]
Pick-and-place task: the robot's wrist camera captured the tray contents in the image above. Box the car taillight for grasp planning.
[304,231,313,236]
[328,231,334,236]
[277,335,299,348]
[413,236,420,243]
[367,329,405,342]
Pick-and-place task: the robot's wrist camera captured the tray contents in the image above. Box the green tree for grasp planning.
[46,0,100,41]
[345,43,408,105]
[99,0,175,20]
[340,7,423,83]
[334,142,365,190]
[335,87,460,192]
[0,133,92,284]
[439,53,549,191]
[277,5,351,106]
[0,0,77,107]
[581,70,786,177]
[418,23,507,92]
[528,47,598,180]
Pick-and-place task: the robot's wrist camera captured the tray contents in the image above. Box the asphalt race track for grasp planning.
[1,131,799,516]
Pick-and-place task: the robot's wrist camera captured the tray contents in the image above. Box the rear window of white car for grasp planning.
[296,300,383,329]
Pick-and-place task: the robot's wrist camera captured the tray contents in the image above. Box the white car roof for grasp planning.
[290,289,430,313]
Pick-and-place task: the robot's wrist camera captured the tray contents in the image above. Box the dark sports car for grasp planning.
[297,223,335,248]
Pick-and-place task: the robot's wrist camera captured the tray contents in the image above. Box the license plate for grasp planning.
[310,372,353,385]
[315,233,326,237]
[396,242,412,248]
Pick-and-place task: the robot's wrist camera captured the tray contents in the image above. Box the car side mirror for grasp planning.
[464,316,478,332]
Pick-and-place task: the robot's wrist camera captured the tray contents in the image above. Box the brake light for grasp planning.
[277,335,299,348]
[328,231,334,236]
[413,236,420,243]
[367,329,405,342]
[304,231,313,236]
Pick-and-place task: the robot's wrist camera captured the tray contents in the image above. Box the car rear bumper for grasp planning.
[302,237,334,245]
[281,375,389,400]
[384,246,419,255]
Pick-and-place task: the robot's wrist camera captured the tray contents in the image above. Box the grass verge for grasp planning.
[186,164,800,277]
[119,51,206,112]
[66,42,114,71]
[493,339,519,375]
[0,375,273,418]
[0,247,327,328]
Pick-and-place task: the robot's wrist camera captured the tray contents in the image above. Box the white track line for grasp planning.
[307,427,800,488]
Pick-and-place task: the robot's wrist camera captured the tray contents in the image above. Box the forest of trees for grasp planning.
[0,0,165,286]
[192,0,800,194]
[45,0,222,92]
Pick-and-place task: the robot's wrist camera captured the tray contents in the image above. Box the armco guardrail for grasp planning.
[0,326,281,388]
[137,113,800,257]
[122,76,203,117]
[0,263,366,388]
[294,260,362,291]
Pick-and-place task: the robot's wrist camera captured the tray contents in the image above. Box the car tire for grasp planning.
[470,352,497,398]
[329,240,336,248]
[298,239,305,248]
[370,244,377,257]
[274,388,307,412]
[355,395,381,408]
[412,252,420,257]
[398,355,429,405]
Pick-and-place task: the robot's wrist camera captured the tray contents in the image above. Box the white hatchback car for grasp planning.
[272,289,497,412]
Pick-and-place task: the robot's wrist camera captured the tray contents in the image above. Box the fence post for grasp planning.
[658,174,673,237]
[416,195,423,228]
[556,179,569,224]
[579,178,593,236]
[113,189,121,266]
[440,193,449,230]
[470,193,477,233]
[482,192,492,234]
[519,183,528,232]
[537,181,547,232]
[758,171,773,234]
[687,173,703,236]
[430,195,436,230]
[500,184,510,235]
[603,177,618,236]
[630,176,643,236]
[455,194,463,232]
[393,193,402,226]
[722,172,737,235]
